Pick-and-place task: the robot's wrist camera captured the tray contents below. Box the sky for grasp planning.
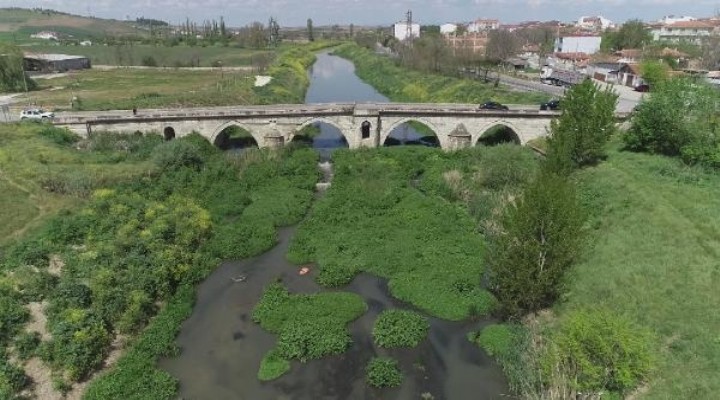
[1,0,718,27]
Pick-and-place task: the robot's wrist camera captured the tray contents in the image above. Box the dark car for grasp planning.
[634,84,650,92]
[479,101,509,111]
[540,99,561,111]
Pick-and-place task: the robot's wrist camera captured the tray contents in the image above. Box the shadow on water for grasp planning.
[159,228,509,400]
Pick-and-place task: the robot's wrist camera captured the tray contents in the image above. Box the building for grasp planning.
[23,53,91,73]
[30,31,59,40]
[658,15,696,25]
[80,40,93,46]
[577,16,614,31]
[445,32,488,55]
[617,63,643,88]
[554,35,601,54]
[440,23,458,35]
[467,19,500,33]
[393,22,420,41]
[651,20,717,44]
[587,62,623,83]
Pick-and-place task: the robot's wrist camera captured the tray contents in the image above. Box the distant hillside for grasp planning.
[0,8,147,42]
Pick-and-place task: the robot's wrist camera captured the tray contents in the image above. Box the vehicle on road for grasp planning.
[634,84,650,92]
[479,101,509,111]
[20,109,54,121]
[540,99,561,111]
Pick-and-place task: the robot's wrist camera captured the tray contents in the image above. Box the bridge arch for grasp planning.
[163,126,176,141]
[209,121,263,149]
[291,117,349,148]
[474,120,526,146]
[381,118,442,148]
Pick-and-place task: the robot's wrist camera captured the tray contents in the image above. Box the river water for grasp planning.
[159,52,510,400]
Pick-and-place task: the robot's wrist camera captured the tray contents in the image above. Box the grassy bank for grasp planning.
[288,145,538,320]
[24,44,275,68]
[0,124,318,399]
[19,42,336,110]
[332,44,547,104]
[561,143,720,398]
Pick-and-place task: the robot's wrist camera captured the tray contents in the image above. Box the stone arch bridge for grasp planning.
[54,103,565,150]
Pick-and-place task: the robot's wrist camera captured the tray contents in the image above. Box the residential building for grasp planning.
[467,19,499,33]
[617,63,643,87]
[577,16,614,31]
[30,31,59,40]
[445,32,488,55]
[587,62,622,83]
[554,35,602,54]
[392,22,420,41]
[651,20,717,44]
[658,15,696,25]
[440,23,458,35]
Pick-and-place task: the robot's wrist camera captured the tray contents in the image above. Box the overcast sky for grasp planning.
[1,0,718,27]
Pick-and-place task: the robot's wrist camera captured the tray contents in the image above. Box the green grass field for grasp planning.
[22,44,276,68]
[0,8,144,41]
[554,142,720,398]
[20,68,257,110]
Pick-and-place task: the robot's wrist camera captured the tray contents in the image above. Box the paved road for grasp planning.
[498,74,642,113]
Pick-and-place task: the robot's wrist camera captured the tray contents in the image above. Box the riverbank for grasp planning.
[332,43,548,104]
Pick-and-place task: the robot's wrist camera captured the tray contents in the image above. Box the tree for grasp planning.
[0,43,33,92]
[485,29,520,63]
[486,171,584,317]
[545,79,618,174]
[602,19,651,51]
[268,17,281,47]
[639,60,669,86]
[307,18,314,42]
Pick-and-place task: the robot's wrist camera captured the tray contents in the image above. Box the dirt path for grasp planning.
[0,169,51,242]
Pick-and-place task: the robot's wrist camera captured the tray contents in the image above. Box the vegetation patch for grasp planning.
[366,357,402,388]
[288,146,540,320]
[257,349,290,381]
[372,310,429,348]
[333,43,546,104]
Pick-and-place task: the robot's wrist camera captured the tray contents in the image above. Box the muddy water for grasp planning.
[160,226,509,400]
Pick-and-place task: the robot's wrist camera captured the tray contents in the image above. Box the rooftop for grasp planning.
[23,53,89,61]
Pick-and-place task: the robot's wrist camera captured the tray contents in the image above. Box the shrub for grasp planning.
[476,144,538,190]
[37,126,79,146]
[0,294,29,345]
[276,320,352,361]
[258,349,291,381]
[0,354,28,397]
[141,56,158,67]
[14,331,41,361]
[366,357,403,388]
[543,309,655,394]
[152,136,211,171]
[372,310,429,348]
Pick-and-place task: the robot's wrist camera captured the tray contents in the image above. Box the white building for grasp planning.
[30,31,59,40]
[440,23,458,35]
[467,19,499,33]
[393,22,420,41]
[554,35,602,54]
[659,15,695,25]
[651,20,717,44]
[577,16,614,31]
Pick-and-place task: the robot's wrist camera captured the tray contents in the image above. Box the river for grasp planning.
[159,52,510,400]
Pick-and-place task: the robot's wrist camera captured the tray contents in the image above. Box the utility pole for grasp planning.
[405,9,414,46]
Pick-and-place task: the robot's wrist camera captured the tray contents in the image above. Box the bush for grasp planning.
[152,136,212,171]
[543,309,655,394]
[0,294,29,345]
[0,354,28,398]
[37,126,79,146]
[372,310,429,348]
[476,144,538,190]
[141,56,158,67]
[14,331,41,361]
[366,357,403,388]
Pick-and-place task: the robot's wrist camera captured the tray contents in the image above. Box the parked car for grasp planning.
[634,84,650,92]
[20,109,54,121]
[479,101,509,111]
[540,99,561,111]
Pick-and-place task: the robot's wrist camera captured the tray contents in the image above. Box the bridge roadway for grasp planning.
[53,103,625,150]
